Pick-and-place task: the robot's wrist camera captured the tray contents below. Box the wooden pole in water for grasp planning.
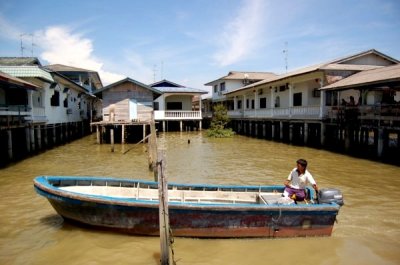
[158,151,171,265]
[110,128,115,152]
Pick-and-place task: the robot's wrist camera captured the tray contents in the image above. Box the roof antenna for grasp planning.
[161,61,164,80]
[20,34,26,57]
[153,64,157,82]
[283,41,288,73]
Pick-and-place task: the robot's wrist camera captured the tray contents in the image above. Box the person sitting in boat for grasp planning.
[283,159,318,201]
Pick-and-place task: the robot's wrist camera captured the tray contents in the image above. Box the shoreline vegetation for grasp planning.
[207,104,234,138]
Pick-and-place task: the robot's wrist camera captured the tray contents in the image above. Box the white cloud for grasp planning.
[213,0,266,67]
[36,26,124,85]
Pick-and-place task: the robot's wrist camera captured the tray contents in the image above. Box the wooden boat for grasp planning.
[34,176,344,238]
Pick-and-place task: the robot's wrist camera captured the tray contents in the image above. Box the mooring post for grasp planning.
[110,128,114,152]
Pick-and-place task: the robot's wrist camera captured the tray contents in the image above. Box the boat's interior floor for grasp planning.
[59,185,295,205]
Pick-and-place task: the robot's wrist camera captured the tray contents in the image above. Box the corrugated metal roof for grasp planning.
[94,77,161,95]
[155,86,208,94]
[0,66,54,82]
[0,57,42,66]
[0,71,39,89]
[321,64,400,90]
[44,64,94,72]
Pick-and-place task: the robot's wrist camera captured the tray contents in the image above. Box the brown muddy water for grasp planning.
[0,132,399,265]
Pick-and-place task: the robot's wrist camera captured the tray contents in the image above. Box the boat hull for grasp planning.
[34,176,340,238]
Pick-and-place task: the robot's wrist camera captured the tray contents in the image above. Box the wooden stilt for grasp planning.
[96,125,100,144]
[36,126,42,150]
[110,128,114,152]
[25,126,31,153]
[7,129,13,160]
[121,124,125,144]
[304,123,309,145]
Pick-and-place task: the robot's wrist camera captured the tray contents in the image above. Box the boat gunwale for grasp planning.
[33,176,341,212]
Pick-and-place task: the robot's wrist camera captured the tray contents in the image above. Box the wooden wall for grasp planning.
[102,82,154,122]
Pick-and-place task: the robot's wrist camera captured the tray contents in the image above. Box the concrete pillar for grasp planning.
[280,121,283,140]
[255,123,258,137]
[249,121,252,136]
[304,123,309,145]
[199,120,202,131]
[121,124,125,144]
[7,129,13,160]
[289,124,293,143]
[36,126,42,150]
[162,121,166,132]
[143,124,146,140]
[377,128,384,157]
[25,126,31,153]
[180,121,183,132]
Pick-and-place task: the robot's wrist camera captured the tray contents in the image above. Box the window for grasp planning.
[293,92,302,106]
[220,82,226,91]
[50,91,60,106]
[251,99,255,109]
[214,85,218,93]
[259,97,267,109]
[63,97,68,108]
[246,99,249,109]
[153,102,159,110]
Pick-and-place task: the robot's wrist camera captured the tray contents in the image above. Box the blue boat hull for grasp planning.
[34,176,341,238]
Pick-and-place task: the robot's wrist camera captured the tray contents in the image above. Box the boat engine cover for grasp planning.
[318,188,344,206]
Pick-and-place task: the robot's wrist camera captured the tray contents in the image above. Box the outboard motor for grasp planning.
[318,188,344,206]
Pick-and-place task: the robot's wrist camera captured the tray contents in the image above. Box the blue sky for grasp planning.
[1,0,399,93]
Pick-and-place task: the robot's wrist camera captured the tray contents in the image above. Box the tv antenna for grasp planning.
[20,33,36,57]
[153,64,157,82]
[283,41,288,73]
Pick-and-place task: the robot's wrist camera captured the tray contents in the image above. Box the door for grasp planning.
[129,99,137,120]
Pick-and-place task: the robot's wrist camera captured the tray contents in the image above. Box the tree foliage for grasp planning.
[207,104,234,137]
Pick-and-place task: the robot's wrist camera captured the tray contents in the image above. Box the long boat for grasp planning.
[34,176,344,238]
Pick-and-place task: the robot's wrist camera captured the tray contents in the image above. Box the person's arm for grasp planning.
[284,170,293,187]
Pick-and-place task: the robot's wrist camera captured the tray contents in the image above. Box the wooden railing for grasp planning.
[154,110,202,120]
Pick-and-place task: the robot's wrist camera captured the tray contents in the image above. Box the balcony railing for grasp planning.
[226,106,322,119]
[0,105,31,116]
[154,110,202,120]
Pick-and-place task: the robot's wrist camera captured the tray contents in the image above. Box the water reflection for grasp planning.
[0,131,399,264]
